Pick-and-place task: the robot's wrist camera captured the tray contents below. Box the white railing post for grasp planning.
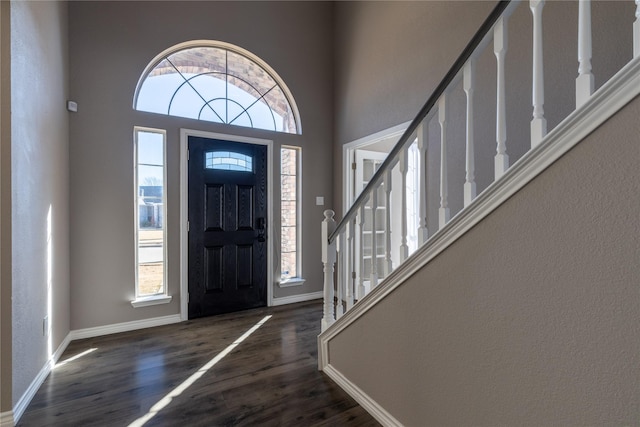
[494,16,509,179]
[370,187,379,288]
[335,231,344,319]
[438,94,450,228]
[634,0,640,58]
[417,122,429,245]
[463,59,477,205]
[384,169,393,276]
[530,0,547,147]
[357,203,366,299]
[399,148,409,262]
[321,209,336,332]
[346,218,355,311]
[576,0,594,108]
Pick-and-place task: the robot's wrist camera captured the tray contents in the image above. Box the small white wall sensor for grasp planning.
[67,101,78,112]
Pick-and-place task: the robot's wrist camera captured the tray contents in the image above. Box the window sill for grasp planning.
[131,295,173,308]
[278,277,306,288]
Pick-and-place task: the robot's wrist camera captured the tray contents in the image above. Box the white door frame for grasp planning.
[342,121,410,214]
[180,128,274,321]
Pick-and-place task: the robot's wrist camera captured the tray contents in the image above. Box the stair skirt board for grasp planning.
[322,364,403,427]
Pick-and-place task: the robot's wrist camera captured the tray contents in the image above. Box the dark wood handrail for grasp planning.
[329,0,511,243]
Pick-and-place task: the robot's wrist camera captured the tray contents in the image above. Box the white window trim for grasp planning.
[132,127,170,307]
[180,129,275,321]
[279,145,304,285]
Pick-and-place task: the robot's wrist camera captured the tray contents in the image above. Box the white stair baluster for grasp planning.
[438,94,450,228]
[335,231,344,319]
[576,0,594,108]
[417,122,429,246]
[346,218,355,310]
[384,169,393,276]
[464,59,477,205]
[634,0,640,58]
[494,16,509,179]
[370,187,379,288]
[321,210,336,332]
[399,148,409,262]
[530,0,547,147]
[357,203,366,299]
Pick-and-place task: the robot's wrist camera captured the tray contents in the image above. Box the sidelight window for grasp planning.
[280,146,303,285]
[133,127,171,307]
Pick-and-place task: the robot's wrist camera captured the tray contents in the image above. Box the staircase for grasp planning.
[318,1,640,425]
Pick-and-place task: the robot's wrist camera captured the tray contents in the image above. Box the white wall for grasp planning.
[10,0,70,408]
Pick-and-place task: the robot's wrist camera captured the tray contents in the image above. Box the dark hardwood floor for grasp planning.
[18,301,380,427]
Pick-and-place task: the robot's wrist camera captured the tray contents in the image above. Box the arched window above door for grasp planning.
[134,41,301,134]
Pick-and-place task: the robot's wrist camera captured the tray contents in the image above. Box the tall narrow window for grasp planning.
[280,146,302,284]
[133,128,170,305]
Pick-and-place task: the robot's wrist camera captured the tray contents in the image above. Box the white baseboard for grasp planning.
[323,364,403,427]
[271,291,323,307]
[13,333,72,424]
[69,314,182,340]
[0,411,14,427]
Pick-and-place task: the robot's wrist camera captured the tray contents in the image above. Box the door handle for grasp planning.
[256,217,266,242]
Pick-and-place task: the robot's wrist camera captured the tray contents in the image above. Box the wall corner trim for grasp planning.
[322,364,404,427]
[13,333,72,424]
[271,291,323,307]
[0,411,14,427]
[69,314,182,341]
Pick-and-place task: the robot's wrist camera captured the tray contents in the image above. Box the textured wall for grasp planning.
[68,1,334,329]
[0,0,12,414]
[10,0,70,407]
[332,1,634,217]
[328,94,640,425]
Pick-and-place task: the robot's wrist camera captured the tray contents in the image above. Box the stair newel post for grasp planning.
[634,0,640,58]
[494,16,510,179]
[576,0,594,108]
[417,122,429,246]
[399,148,409,262]
[438,94,450,228]
[321,209,336,332]
[530,0,547,147]
[463,59,477,206]
[346,218,355,311]
[335,230,344,319]
[357,202,366,299]
[384,169,393,277]
[370,186,379,288]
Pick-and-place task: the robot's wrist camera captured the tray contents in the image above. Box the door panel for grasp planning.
[188,136,267,318]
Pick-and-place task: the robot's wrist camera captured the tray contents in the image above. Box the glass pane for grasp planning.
[280,147,299,279]
[205,151,253,172]
[136,45,299,134]
[227,51,276,96]
[263,85,295,133]
[136,129,165,297]
[137,131,164,166]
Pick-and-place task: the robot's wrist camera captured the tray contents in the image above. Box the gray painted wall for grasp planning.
[68,1,334,329]
[10,0,70,407]
[332,1,633,216]
[0,0,12,414]
[328,94,640,425]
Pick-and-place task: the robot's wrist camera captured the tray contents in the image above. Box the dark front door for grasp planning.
[188,136,267,318]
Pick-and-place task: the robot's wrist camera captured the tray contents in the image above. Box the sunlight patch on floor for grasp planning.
[127,314,273,427]
[54,348,97,369]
